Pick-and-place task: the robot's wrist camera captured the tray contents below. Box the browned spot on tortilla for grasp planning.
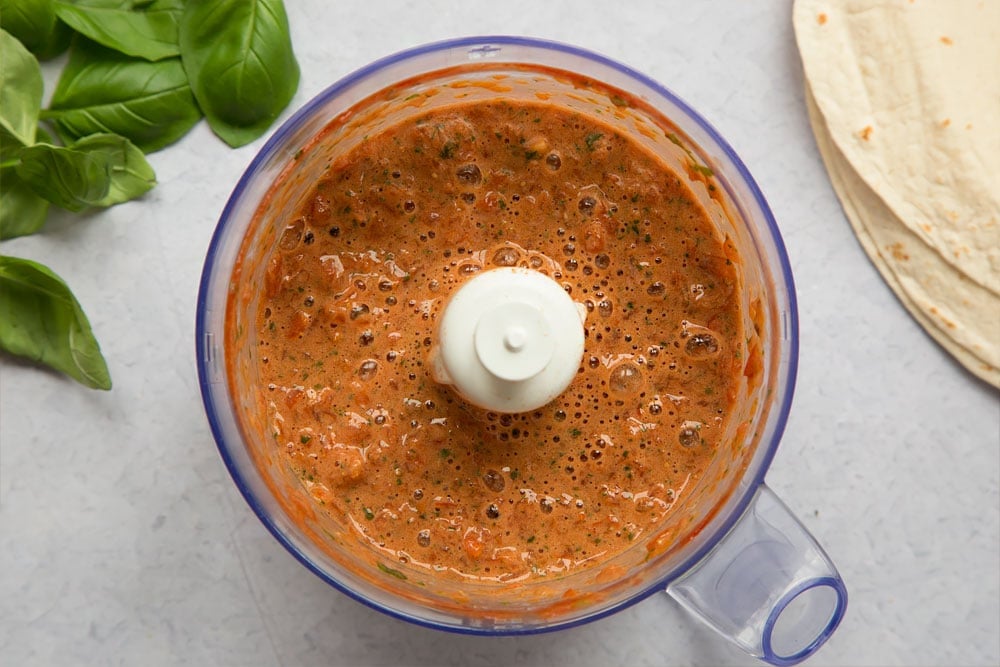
[929,308,958,329]
[921,223,933,233]
[859,126,873,141]
[940,36,953,45]
[817,13,828,25]
[966,123,974,130]
[947,210,959,221]
[887,243,909,262]
[940,118,951,128]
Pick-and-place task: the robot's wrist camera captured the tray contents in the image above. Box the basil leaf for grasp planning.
[0,128,24,167]
[0,167,49,240]
[0,28,43,146]
[15,142,111,211]
[35,18,73,60]
[54,0,183,62]
[0,256,111,389]
[45,37,201,153]
[35,123,55,145]
[2,123,54,167]
[71,133,156,205]
[179,0,299,147]
[0,0,56,55]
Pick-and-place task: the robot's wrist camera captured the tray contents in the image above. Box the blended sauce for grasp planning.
[254,99,743,583]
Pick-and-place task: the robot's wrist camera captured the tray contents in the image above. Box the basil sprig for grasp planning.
[0,0,300,388]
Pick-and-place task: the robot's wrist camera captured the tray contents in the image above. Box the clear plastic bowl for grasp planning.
[197,36,846,666]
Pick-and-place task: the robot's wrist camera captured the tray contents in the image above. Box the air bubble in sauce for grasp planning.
[609,362,642,393]
[679,422,702,447]
[483,470,505,492]
[685,332,719,358]
[492,246,520,266]
[278,219,304,250]
[456,164,482,185]
[358,360,378,380]
[458,262,481,276]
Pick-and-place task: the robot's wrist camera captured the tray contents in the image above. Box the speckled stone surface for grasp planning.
[1,1,997,665]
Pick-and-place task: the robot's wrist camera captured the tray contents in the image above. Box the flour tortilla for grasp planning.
[793,0,1000,296]
[793,0,1000,387]
[805,86,1000,387]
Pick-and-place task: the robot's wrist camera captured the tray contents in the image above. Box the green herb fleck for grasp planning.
[439,141,458,159]
[691,162,714,177]
[439,448,452,459]
[363,507,375,520]
[377,562,408,580]
[300,434,311,444]
[584,132,603,151]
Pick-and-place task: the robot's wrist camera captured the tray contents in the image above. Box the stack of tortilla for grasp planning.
[793,0,1000,388]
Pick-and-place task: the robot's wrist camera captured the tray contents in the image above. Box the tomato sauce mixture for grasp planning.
[254,99,743,583]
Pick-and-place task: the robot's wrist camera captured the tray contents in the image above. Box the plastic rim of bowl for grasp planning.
[196,35,799,635]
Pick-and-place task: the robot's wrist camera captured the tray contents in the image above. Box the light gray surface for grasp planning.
[2,1,998,665]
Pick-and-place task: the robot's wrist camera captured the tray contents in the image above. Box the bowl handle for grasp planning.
[666,484,847,665]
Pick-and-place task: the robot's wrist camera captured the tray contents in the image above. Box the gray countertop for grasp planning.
[2,1,997,665]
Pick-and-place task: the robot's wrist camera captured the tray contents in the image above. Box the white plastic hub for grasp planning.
[432,267,586,413]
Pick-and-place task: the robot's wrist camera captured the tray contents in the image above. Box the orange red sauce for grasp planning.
[253,99,743,583]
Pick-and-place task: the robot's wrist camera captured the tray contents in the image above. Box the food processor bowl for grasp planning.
[197,36,846,666]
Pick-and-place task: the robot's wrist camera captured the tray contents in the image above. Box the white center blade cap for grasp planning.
[433,267,586,413]
[474,301,554,381]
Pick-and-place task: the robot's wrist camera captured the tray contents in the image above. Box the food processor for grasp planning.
[197,36,847,666]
